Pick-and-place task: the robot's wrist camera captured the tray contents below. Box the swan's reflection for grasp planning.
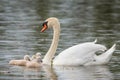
[43,65,114,80]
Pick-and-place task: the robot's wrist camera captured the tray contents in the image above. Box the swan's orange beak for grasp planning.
[41,24,47,32]
[41,21,48,32]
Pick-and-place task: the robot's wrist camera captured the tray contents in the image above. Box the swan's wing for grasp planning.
[85,44,116,65]
[94,44,116,64]
[53,42,107,65]
[72,51,97,65]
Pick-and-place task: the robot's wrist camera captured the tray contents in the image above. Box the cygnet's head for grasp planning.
[24,55,31,61]
[35,52,42,58]
[31,55,36,60]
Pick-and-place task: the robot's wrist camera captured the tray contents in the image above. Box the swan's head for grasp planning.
[95,44,107,52]
[24,55,31,61]
[41,17,59,32]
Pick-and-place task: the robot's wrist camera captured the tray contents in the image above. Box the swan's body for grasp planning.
[53,42,107,66]
[40,17,116,66]
[9,55,30,66]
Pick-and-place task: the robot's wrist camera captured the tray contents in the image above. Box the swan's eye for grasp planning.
[41,21,48,32]
[42,21,48,26]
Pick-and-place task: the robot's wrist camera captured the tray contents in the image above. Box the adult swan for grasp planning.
[40,17,116,66]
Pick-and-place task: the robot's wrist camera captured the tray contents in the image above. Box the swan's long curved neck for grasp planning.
[43,23,60,65]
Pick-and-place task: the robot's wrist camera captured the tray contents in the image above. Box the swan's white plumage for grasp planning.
[53,42,107,66]
[41,17,116,66]
[91,44,116,65]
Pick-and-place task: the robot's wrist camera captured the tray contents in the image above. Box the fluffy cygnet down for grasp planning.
[9,55,30,66]
[26,56,42,68]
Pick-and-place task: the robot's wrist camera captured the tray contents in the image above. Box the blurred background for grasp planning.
[0,0,120,80]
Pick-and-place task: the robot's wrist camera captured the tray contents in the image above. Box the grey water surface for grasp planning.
[0,0,120,80]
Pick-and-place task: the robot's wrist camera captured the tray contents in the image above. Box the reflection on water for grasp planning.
[52,66,113,80]
[0,0,120,80]
[41,65,114,80]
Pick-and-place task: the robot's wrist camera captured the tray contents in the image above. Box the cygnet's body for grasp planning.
[9,55,30,66]
[26,56,42,68]
[31,52,42,62]
[26,52,42,68]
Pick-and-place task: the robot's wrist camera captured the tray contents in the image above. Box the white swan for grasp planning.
[9,55,30,66]
[41,17,116,66]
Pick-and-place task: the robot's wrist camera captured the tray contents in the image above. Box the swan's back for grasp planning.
[53,42,107,66]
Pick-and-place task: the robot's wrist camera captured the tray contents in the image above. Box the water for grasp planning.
[0,0,120,80]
